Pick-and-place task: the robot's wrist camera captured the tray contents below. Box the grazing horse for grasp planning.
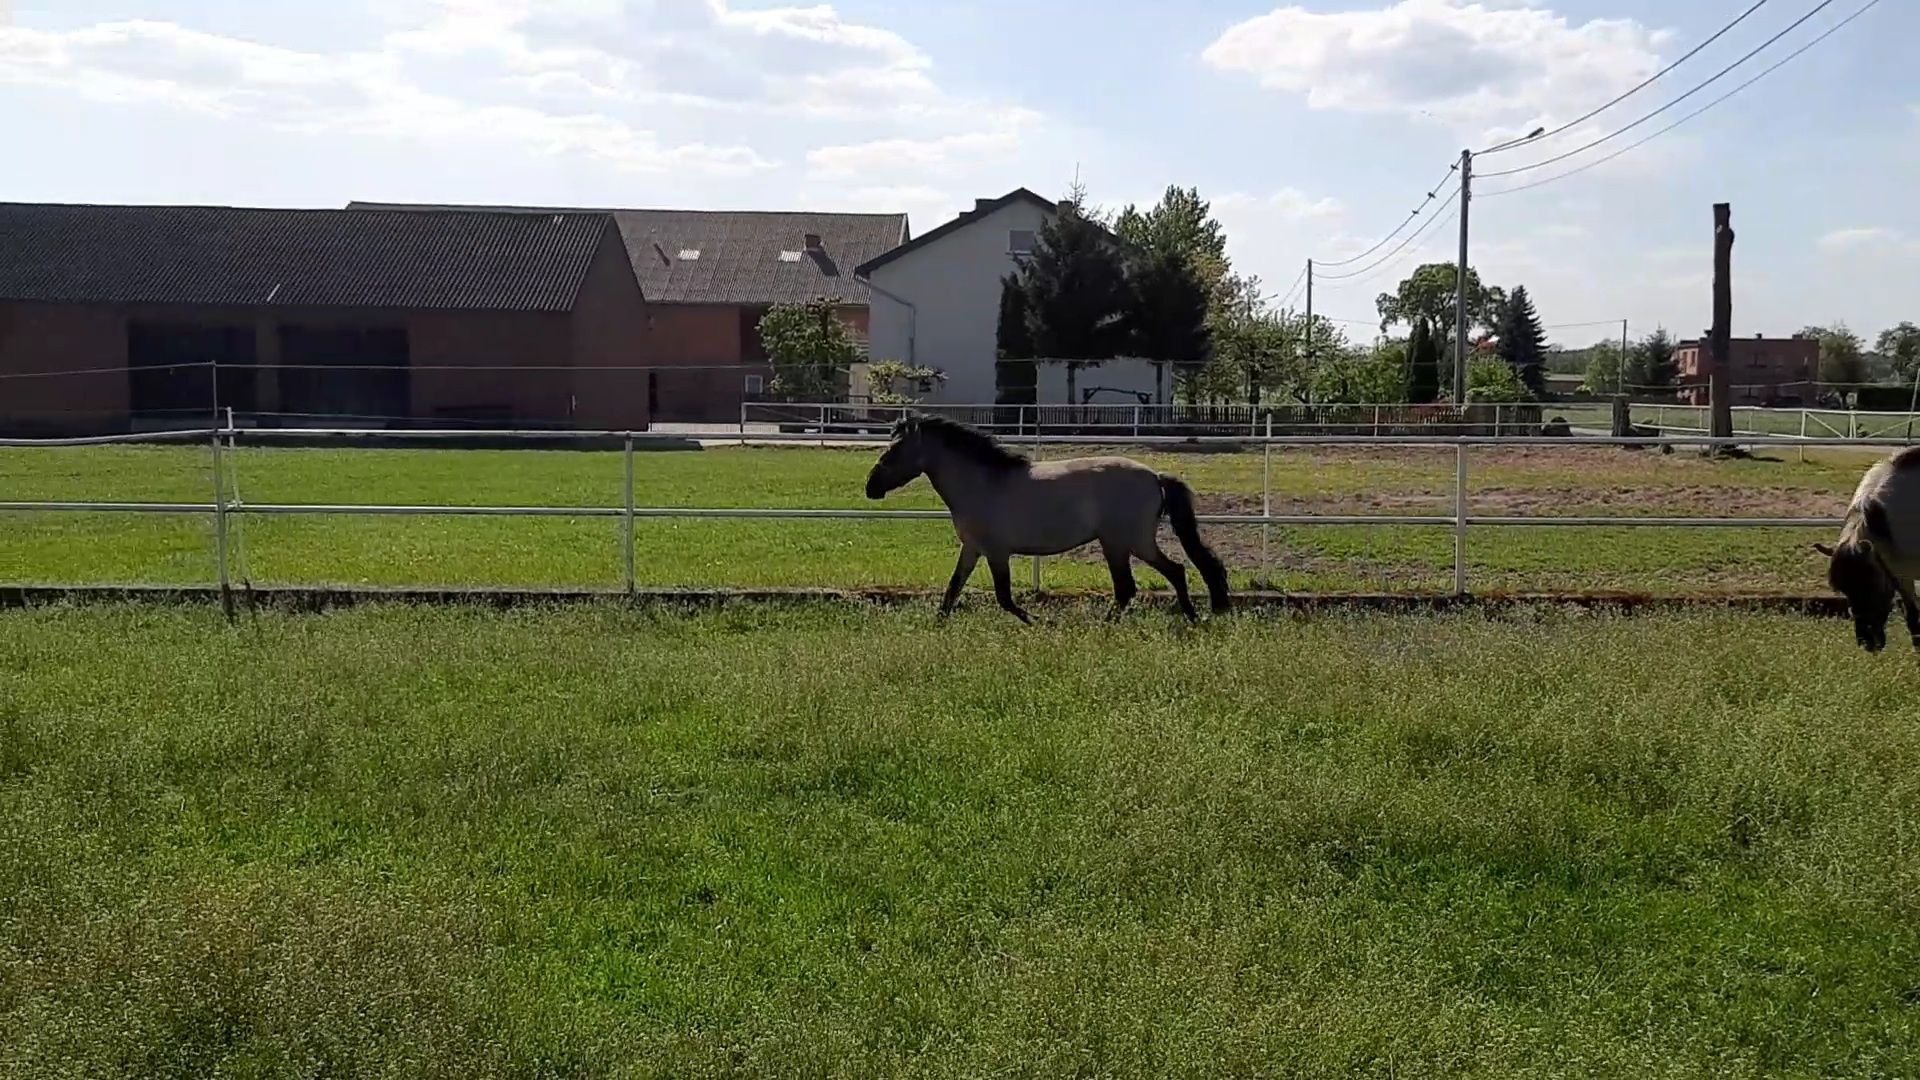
[1816,446,1920,652]
[864,416,1231,622]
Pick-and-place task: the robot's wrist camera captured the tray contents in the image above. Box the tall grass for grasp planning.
[2,603,1916,1076]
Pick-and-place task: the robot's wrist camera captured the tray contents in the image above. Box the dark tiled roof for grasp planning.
[0,203,617,312]
[854,188,1058,277]
[350,202,909,306]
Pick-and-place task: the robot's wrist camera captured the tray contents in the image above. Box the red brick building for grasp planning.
[1673,335,1819,405]
[0,204,651,435]
[352,203,911,422]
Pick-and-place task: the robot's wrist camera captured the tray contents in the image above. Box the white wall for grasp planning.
[864,199,1055,405]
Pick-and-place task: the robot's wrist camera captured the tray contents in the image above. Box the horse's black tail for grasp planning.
[1160,475,1231,615]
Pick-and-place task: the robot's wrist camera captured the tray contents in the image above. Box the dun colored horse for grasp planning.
[1817,446,1920,652]
[865,416,1231,622]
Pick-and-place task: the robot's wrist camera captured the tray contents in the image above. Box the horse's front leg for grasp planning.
[986,553,1033,625]
[939,544,980,616]
[1900,579,1920,649]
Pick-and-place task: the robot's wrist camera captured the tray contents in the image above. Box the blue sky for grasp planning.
[1,0,1913,349]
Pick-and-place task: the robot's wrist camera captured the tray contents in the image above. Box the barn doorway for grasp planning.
[277,326,410,423]
[127,322,256,425]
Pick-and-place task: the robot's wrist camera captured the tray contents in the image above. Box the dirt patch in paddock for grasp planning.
[1222,485,1847,520]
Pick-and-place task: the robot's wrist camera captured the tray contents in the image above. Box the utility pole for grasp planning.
[1453,149,1472,405]
[1620,319,1629,397]
[1304,258,1314,378]
[1709,202,1735,442]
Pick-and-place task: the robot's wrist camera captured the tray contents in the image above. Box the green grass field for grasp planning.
[3,603,1917,1076]
[0,441,1880,596]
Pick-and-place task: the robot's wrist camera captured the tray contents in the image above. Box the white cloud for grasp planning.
[0,2,1042,184]
[1266,187,1345,221]
[1818,226,1909,253]
[1202,0,1668,138]
[0,16,771,174]
[806,119,1036,179]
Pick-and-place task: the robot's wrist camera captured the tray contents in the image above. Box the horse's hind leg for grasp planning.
[1141,544,1198,621]
[1900,579,1920,648]
[1100,539,1137,619]
[986,553,1033,625]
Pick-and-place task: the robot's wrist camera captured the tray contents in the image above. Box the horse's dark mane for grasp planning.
[912,415,1029,472]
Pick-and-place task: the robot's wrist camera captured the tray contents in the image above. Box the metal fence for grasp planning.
[1,423,1896,603]
[741,400,1554,437]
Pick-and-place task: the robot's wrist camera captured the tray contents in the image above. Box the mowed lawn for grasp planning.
[0,441,1880,594]
[3,604,1919,1076]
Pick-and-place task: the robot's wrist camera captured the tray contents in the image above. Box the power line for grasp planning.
[1478,0,1845,180]
[1273,261,1311,310]
[1315,163,1458,267]
[1476,0,1772,156]
[1317,205,1462,296]
[1317,184,1461,283]
[1480,0,1883,198]
[1545,319,1630,330]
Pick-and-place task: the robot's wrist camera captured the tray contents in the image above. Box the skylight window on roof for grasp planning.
[677,249,701,260]
[777,250,803,262]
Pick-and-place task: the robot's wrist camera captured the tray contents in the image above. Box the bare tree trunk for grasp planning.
[1709,202,1735,441]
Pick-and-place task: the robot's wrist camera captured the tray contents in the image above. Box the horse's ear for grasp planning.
[1813,542,1836,557]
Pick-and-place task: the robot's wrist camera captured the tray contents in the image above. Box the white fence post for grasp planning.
[1799,410,1808,464]
[623,434,636,597]
[1030,410,1042,594]
[1133,404,1141,439]
[1261,413,1273,590]
[210,427,232,617]
[1452,444,1468,597]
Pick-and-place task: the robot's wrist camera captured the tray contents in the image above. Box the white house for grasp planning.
[854,188,1167,407]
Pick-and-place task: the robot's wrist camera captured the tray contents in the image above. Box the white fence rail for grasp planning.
[0,424,1890,603]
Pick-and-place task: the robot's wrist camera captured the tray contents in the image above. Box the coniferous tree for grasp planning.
[1495,284,1546,397]
[1407,317,1440,403]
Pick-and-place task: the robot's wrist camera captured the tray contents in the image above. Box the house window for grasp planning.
[1009,229,1036,256]
[744,374,764,397]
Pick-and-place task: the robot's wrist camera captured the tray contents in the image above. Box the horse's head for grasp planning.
[1816,540,1895,652]
[865,417,927,499]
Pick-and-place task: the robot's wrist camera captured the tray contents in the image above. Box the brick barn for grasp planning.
[352,202,910,422]
[0,203,651,436]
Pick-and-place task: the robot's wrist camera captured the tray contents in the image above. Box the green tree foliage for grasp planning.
[1311,343,1407,404]
[758,298,857,401]
[1376,263,1505,359]
[1466,357,1530,403]
[1407,318,1441,403]
[1016,205,1132,361]
[1127,247,1212,376]
[1635,328,1677,390]
[1113,186,1227,267]
[996,273,1033,359]
[1876,322,1920,379]
[865,361,945,405]
[1800,324,1868,386]
[1494,284,1546,396]
[1580,340,1624,394]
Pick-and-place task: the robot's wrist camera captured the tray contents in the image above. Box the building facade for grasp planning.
[354,202,909,422]
[1673,335,1820,405]
[0,204,652,436]
[856,189,1166,407]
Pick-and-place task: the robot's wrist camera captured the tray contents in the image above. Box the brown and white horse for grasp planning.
[1817,446,1920,652]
